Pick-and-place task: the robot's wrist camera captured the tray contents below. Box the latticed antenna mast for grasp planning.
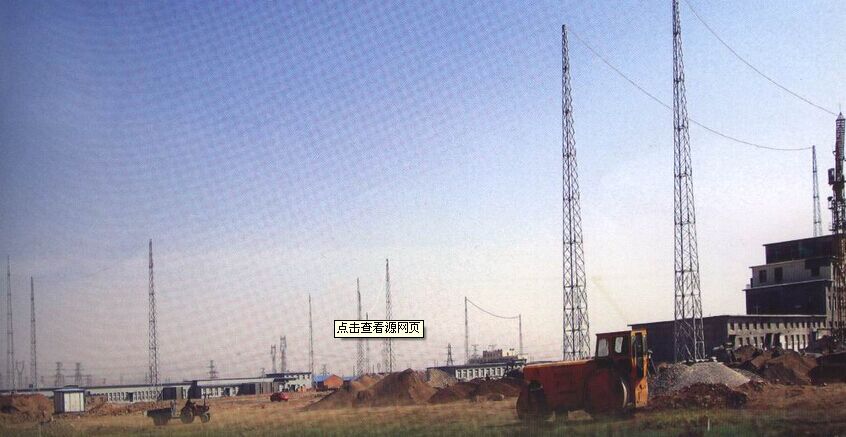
[813,146,823,237]
[561,25,591,361]
[383,259,395,373]
[672,0,705,362]
[148,240,160,392]
[30,277,36,390]
[356,279,365,376]
[829,113,846,341]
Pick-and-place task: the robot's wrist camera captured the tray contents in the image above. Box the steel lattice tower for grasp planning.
[672,0,705,362]
[446,344,454,366]
[147,240,160,391]
[464,297,469,363]
[364,313,370,373]
[561,25,591,361]
[6,257,14,390]
[383,259,394,373]
[270,345,277,374]
[29,277,36,390]
[813,146,823,237]
[356,279,365,376]
[279,336,287,373]
[829,113,846,341]
[308,294,314,378]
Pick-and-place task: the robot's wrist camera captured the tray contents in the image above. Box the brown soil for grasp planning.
[428,377,523,405]
[647,383,748,410]
[308,369,436,410]
[0,394,53,423]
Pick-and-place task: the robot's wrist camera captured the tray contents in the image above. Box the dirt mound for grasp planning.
[733,345,758,363]
[648,383,748,410]
[759,351,817,385]
[0,394,53,423]
[87,400,167,416]
[308,369,436,410]
[425,369,458,389]
[650,362,749,397]
[428,377,523,404]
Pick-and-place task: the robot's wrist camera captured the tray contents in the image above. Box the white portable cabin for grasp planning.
[53,387,86,413]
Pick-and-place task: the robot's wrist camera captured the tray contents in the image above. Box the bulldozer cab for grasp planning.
[595,330,649,379]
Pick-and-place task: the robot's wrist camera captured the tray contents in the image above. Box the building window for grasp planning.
[759,270,767,284]
[774,267,783,283]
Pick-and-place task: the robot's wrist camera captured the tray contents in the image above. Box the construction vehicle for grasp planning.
[516,329,648,421]
[270,391,290,402]
[146,398,210,426]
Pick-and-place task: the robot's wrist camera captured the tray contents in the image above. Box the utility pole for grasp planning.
[279,336,287,373]
[6,257,15,391]
[672,0,705,362]
[383,259,394,373]
[270,345,277,374]
[561,24,591,361]
[148,240,160,392]
[308,294,314,378]
[30,277,36,390]
[829,112,846,341]
[356,279,364,376]
[813,145,823,237]
[446,343,454,366]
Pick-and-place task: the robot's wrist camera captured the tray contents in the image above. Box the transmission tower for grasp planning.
[383,259,394,373]
[279,336,287,373]
[672,0,705,362]
[356,279,365,376]
[561,24,591,361]
[308,294,314,377]
[54,362,64,387]
[829,112,846,341]
[208,360,218,379]
[364,313,370,374]
[464,297,469,363]
[813,146,823,236]
[270,345,277,374]
[446,343,454,366]
[147,240,160,390]
[73,363,82,385]
[30,277,36,390]
[6,257,15,391]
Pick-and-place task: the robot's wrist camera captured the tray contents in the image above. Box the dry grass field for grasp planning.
[3,385,846,436]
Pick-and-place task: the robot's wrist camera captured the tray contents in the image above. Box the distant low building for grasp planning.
[429,348,526,381]
[187,377,274,399]
[314,374,343,391]
[264,371,312,392]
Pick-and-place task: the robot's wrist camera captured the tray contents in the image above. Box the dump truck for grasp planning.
[516,329,648,421]
[146,399,210,426]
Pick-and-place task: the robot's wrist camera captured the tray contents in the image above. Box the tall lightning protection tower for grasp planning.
[30,277,36,390]
[813,145,823,237]
[829,112,846,341]
[672,0,706,362]
[356,279,365,376]
[148,240,160,390]
[308,294,314,378]
[561,24,591,361]
[383,259,395,373]
[6,257,14,391]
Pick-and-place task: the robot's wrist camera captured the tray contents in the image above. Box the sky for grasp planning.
[0,0,844,384]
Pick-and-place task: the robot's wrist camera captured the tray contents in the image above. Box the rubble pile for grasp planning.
[0,394,52,423]
[650,362,749,397]
[737,348,818,385]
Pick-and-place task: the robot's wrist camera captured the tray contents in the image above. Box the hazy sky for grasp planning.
[1,1,844,383]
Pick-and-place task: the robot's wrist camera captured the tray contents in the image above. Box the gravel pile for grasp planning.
[651,362,750,397]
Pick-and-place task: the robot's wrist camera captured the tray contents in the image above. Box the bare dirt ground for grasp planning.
[4,384,846,436]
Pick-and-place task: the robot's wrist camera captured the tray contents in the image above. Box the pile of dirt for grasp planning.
[737,349,818,385]
[86,400,166,416]
[425,368,458,389]
[648,383,748,410]
[429,377,523,404]
[308,369,436,410]
[650,362,750,397]
[0,394,53,422]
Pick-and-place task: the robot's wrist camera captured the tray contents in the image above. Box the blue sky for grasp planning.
[1,1,844,383]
